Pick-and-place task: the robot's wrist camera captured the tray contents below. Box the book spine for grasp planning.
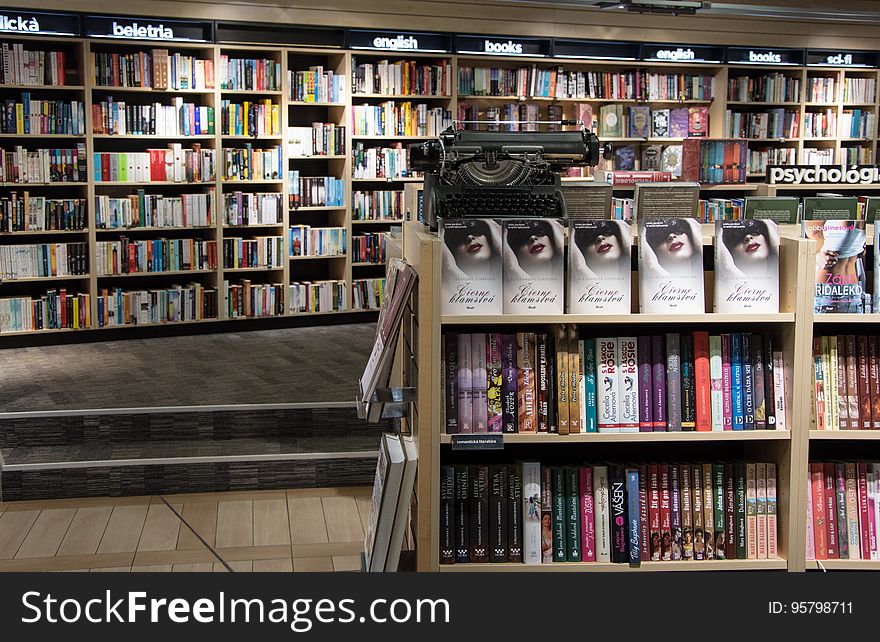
[583,339,598,433]
[756,462,768,560]
[554,325,569,434]
[579,466,595,561]
[806,476,815,561]
[552,467,566,562]
[568,325,581,434]
[577,339,587,433]
[680,334,696,431]
[725,463,736,559]
[681,464,693,560]
[619,336,639,433]
[469,464,489,563]
[444,334,459,434]
[489,465,508,562]
[670,464,682,560]
[713,463,726,559]
[845,335,859,430]
[721,333,733,430]
[746,463,757,559]
[731,333,744,430]
[541,465,553,563]
[487,333,503,433]
[547,332,557,433]
[858,462,870,559]
[702,463,715,559]
[522,462,541,565]
[458,334,473,434]
[471,334,488,433]
[835,337,848,429]
[694,331,711,431]
[764,335,777,429]
[773,351,787,430]
[501,334,518,433]
[810,463,828,560]
[834,463,849,560]
[610,464,628,563]
[742,333,755,430]
[593,465,611,562]
[870,464,879,560]
[666,333,682,431]
[767,463,778,559]
[565,466,581,561]
[821,336,834,430]
[440,466,456,564]
[507,464,523,563]
[638,463,650,561]
[535,333,550,433]
[845,462,860,559]
[659,464,671,560]
[870,336,880,429]
[627,467,641,566]
[651,334,667,431]
[637,335,653,432]
[454,465,470,563]
[518,332,537,432]
[709,335,723,431]
[692,464,704,560]
[735,462,747,559]
[649,463,660,560]
[858,335,871,429]
[753,335,766,430]
[597,337,620,433]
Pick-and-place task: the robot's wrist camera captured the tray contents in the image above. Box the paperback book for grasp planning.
[638,217,705,314]
[502,219,565,314]
[440,218,502,315]
[568,219,632,314]
[802,219,867,314]
[714,219,780,313]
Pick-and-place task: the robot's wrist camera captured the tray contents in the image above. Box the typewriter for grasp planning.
[409,122,609,229]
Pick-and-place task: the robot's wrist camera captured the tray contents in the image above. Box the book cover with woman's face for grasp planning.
[568,219,632,313]
[714,219,780,313]
[502,218,565,314]
[440,218,502,315]
[638,217,705,314]
[802,219,867,314]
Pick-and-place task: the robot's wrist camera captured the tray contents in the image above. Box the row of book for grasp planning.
[223,191,281,226]
[96,283,218,327]
[443,329,786,435]
[1,44,68,87]
[840,109,875,139]
[352,232,386,264]
[439,461,778,565]
[218,56,282,92]
[807,76,837,104]
[220,99,280,137]
[843,145,873,164]
[95,238,217,275]
[223,236,284,269]
[351,102,452,137]
[456,103,541,133]
[224,278,285,318]
[351,58,452,97]
[812,335,880,430]
[289,279,347,314]
[747,147,796,174]
[221,145,283,182]
[287,124,345,157]
[288,172,345,208]
[2,96,85,135]
[803,108,837,138]
[288,67,345,103]
[843,77,876,103]
[727,73,801,103]
[95,191,214,230]
[606,194,746,224]
[91,97,214,137]
[0,242,87,278]
[679,139,747,184]
[724,109,800,139]
[807,462,880,561]
[289,225,346,257]
[457,66,713,101]
[351,277,385,311]
[92,49,214,90]
[0,289,90,333]
[93,146,215,184]
[600,144,682,177]
[2,144,87,184]
[352,190,403,221]
[598,104,708,139]
[352,142,414,180]
[1,195,86,232]
[802,147,835,165]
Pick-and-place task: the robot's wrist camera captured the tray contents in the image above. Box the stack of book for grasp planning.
[288,66,345,103]
[222,192,282,226]
[0,289,90,333]
[0,242,87,279]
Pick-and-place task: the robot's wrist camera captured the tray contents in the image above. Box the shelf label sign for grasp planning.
[450,434,504,451]
[641,43,724,63]
[767,164,880,185]
[552,38,639,61]
[455,34,550,57]
[349,29,451,53]
[727,46,804,66]
[0,10,80,36]
[806,49,879,68]
[85,16,213,42]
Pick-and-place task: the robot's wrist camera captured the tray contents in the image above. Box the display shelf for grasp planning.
[351,135,434,140]
[727,101,801,106]
[440,312,795,325]
[0,182,88,187]
[0,327,86,337]
[0,84,85,91]
[352,261,384,267]
[92,134,216,140]
[456,95,713,105]
[289,155,347,160]
[222,266,284,273]
[351,177,423,183]
[96,226,215,233]
[289,206,347,212]
[439,431,790,445]
[1,275,90,283]
[220,89,284,96]
[808,559,880,570]
[352,93,452,99]
[0,229,88,236]
[813,313,880,323]
[352,219,405,225]
[0,133,86,139]
[287,101,346,107]
[90,86,214,95]
[220,179,284,185]
[96,270,215,278]
[221,135,284,140]
[440,559,787,572]
[95,181,215,186]
[222,223,283,229]
[289,255,346,261]
[809,430,880,440]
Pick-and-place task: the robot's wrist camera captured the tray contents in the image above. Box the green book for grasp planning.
[744,197,800,224]
[713,463,726,559]
[600,103,623,138]
[802,196,859,220]
[735,462,747,560]
[208,107,216,135]
[565,466,581,562]
[552,467,567,562]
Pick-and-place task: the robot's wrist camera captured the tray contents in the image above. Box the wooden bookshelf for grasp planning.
[440,558,788,572]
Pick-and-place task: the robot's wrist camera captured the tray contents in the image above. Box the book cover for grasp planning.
[486,333,503,433]
[626,468,641,566]
[722,334,733,430]
[753,334,766,430]
[641,145,663,171]
[870,463,880,560]
[613,145,636,171]
[507,464,523,563]
[834,337,848,429]
[702,463,715,559]
[489,465,509,562]
[875,222,880,313]
[688,106,709,137]
[659,464,672,560]
[501,334,518,433]
[469,465,489,563]
[746,463,758,559]
[834,463,849,561]
[806,477,815,561]
[597,337,620,433]
[669,107,689,138]
[713,463,727,559]
[725,463,736,559]
[440,218,502,315]
[577,339,587,434]
[694,331,712,431]
[517,332,537,432]
[522,462,542,565]
[692,464,705,560]
[857,463,870,559]
[457,334,474,434]
[868,464,878,560]
[593,465,611,562]
[756,462,768,560]
[638,464,650,561]
[600,103,623,138]
[742,333,755,430]
[454,466,470,563]
[554,325,569,434]
[502,219,564,314]
[472,334,488,433]
[583,339,598,433]
[564,467,581,562]
[681,464,694,560]
[661,144,683,177]
[666,333,682,431]
[651,335,667,431]
[579,466,596,561]
[619,336,640,433]
[535,333,550,432]
[670,464,683,560]
[649,464,660,560]
[681,334,696,431]
[638,218,705,314]
[844,462,860,559]
[637,336,654,432]
[568,219,632,314]
[567,324,581,434]
[610,464,628,563]
[714,219,780,313]
[440,466,455,564]
[767,462,778,560]
[628,105,650,138]
[651,109,670,138]
[731,333,745,430]
[802,219,867,314]
[444,334,459,434]
[547,332,558,433]
[735,462,747,559]
[810,463,828,560]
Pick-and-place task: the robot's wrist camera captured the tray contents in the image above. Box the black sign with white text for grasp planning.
[641,43,724,64]
[85,15,213,42]
[0,8,80,36]
[767,164,880,185]
[726,46,804,65]
[455,34,550,57]
[349,29,451,53]
[216,21,345,48]
[552,38,639,61]
[806,49,879,68]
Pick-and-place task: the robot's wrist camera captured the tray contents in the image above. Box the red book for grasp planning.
[101,154,110,182]
[693,331,711,431]
[579,466,595,562]
[823,462,838,559]
[869,336,880,429]
[857,336,872,429]
[638,464,649,561]
[648,463,660,560]
[59,289,67,328]
[659,464,671,561]
[858,463,871,559]
[810,463,828,560]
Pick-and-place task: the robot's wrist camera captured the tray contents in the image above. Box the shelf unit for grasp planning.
[401,220,813,573]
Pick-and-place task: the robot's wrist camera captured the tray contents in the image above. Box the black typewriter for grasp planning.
[409,122,609,229]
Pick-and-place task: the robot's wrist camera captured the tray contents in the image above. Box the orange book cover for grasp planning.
[693,331,711,431]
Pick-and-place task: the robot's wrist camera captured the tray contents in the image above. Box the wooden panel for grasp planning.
[57,507,113,556]
[0,510,40,559]
[255,557,295,572]
[97,505,149,554]
[289,497,328,545]
[253,499,291,547]
[132,564,173,572]
[292,556,332,572]
[322,496,365,543]
[137,504,183,552]
[215,560,253,572]
[176,502,218,550]
[15,508,76,559]
[172,563,214,572]
[332,555,362,571]
[215,500,254,549]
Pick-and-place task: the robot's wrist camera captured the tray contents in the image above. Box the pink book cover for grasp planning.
[721,334,733,430]
[806,476,815,561]
[756,462,768,560]
[858,463,870,559]
[660,464,672,561]
[869,471,878,560]
[579,466,596,561]
[639,463,650,561]
[767,463,778,559]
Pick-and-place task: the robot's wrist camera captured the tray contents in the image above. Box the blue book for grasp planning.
[742,333,755,430]
[731,333,744,430]
[583,340,598,432]
[626,467,641,566]
[22,92,30,134]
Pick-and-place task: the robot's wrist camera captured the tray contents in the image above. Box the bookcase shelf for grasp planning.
[439,558,788,572]
[289,255,346,261]
[0,84,85,91]
[809,559,880,570]
[97,270,215,278]
[91,86,214,95]
[223,266,284,273]
[91,134,216,140]
[439,431,790,445]
[813,313,880,324]
[0,229,88,236]
[4,275,90,283]
[0,134,86,139]
[0,182,88,187]
[440,312,795,325]
[809,431,880,440]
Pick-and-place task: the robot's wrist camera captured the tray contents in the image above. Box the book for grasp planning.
[517,332,537,432]
[669,107,689,137]
[713,463,727,559]
[731,334,745,430]
[469,465,490,562]
[703,463,715,559]
[489,465,508,563]
[735,462,747,559]
[619,336,640,433]
[637,336,654,432]
[472,333,488,432]
[652,109,670,138]
[802,219,867,314]
[487,333,504,433]
[568,325,581,434]
[692,464,705,560]
[688,106,709,137]
[661,145,683,177]
[742,333,755,430]
[626,468,641,565]
[593,465,611,562]
[535,333,550,432]
[681,465,694,560]
[641,145,663,171]
[444,334,459,433]
[600,103,623,138]
[722,334,733,429]
[694,331,712,431]
[834,463,849,561]
[714,219,780,313]
[440,466,455,564]
[670,464,683,560]
[501,334,518,433]
[747,463,758,559]
[628,105,650,138]
[522,462,542,565]
[364,433,406,571]
[638,218,705,314]
[666,333,682,431]
[614,145,636,171]
[551,467,567,562]
[753,335,766,429]
[659,464,672,560]
[554,325,570,434]
[565,467,581,561]
[756,462,768,560]
[651,334,667,431]
[503,219,564,314]
[458,334,474,433]
[579,466,596,562]
[680,334,696,431]
[583,340,598,433]
[638,464,650,561]
[610,464,628,563]
[597,337,621,433]
[454,466,470,563]
[507,464,523,563]
[384,433,418,571]
[568,219,632,314]
[649,464,661,560]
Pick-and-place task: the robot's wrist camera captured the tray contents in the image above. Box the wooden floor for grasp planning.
[0,487,371,572]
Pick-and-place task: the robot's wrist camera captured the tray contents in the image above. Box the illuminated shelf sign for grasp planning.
[806,49,879,68]
[726,46,804,66]
[552,38,639,61]
[767,164,880,185]
[455,34,550,57]
[0,9,80,36]
[216,22,345,48]
[641,43,724,64]
[85,15,213,42]
[349,29,451,53]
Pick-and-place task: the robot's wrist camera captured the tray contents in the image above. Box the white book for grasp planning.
[567,219,631,314]
[709,335,723,431]
[578,340,587,432]
[593,465,611,562]
[502,219,564,315]
[714,219,779,313]
[772,351,787,430]
[364,433,406,572]
[596,337,620,433]
[637,218,704,314]
[522,461,542,565]
[440,219,502,315]
[384,434,418,571]
[618,336,639,433]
